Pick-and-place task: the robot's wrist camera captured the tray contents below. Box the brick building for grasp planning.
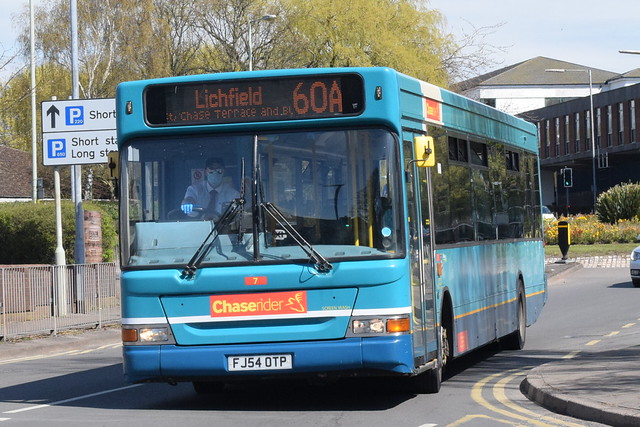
[457,56,640,214]
[0,145,32,202]
[521,79,640,214]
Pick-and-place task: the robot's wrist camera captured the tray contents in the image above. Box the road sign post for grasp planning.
[41,98,117,266]
[42,98,117,167]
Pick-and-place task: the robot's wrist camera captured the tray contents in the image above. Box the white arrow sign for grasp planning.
[41,98,117,166]
[42,98,116,133]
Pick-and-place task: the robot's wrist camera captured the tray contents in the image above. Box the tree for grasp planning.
[1,0,486,201]
[0,64,70,151]
[276,0,450,85]
[432,16,508,85]
[192,0,284,73]
[115,0,203,79]
[16,0,117,99]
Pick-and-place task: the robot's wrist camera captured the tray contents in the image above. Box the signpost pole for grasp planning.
[30,0,38,203]
[42,96,117,314]
[54,165,67,316]
[70,0,85,266]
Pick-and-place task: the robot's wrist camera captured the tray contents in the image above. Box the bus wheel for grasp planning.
[192,381,224,395]
[441,321,451,368]
[502,286,526,350]
[412,364,441,394]
[411,315,450,394]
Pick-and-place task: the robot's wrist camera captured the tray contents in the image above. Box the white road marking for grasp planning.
[3,384,142,414]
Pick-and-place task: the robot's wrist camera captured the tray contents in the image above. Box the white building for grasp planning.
[456,56,640,115]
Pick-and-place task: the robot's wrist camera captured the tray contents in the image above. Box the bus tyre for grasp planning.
[412,365,441,394]
[502,286,526,350]
[412,313,451,394]
[192,381,224,395]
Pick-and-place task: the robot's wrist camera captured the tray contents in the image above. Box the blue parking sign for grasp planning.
[65,106,84,125]
[48,138,66,158]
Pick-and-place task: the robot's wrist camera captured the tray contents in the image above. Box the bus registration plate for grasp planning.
[227,354,293,371]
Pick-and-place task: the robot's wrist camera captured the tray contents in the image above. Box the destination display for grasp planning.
[144,74,365,126]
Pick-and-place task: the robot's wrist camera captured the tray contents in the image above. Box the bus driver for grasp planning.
[180,157,240,219]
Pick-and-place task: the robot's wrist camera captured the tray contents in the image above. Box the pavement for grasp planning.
[0,257,637,426]
[524,257,640,426]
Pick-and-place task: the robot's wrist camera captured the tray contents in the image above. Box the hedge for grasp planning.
[0,201,118,265]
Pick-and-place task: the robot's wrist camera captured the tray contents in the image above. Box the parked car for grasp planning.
[542,206,556,220]
[630,246,640,287]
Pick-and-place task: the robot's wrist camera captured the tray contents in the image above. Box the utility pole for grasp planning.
[70,0,85,264]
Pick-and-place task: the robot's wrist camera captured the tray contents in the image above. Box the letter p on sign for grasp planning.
[48,138,66,158]
[66,106,84,125]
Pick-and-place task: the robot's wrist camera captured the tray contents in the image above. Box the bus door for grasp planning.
[403,132,438,367]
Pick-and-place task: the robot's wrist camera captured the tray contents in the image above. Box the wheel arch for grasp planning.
[438,287,455,358]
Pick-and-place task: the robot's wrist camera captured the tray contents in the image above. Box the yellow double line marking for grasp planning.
[449,320,639,426]
[448,368,583,427]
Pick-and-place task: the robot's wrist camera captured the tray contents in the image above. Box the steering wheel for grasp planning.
[166,207,206,221]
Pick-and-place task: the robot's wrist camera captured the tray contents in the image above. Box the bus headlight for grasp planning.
[353,319,385,334]
[349,316,412,336]
[139,327,170,342]
[122,325,175,345]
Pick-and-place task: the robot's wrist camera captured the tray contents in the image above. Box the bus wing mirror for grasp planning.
[414,136,435,167]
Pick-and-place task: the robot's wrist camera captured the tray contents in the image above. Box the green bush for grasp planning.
[596,182,640,224]
[0,201,118,265]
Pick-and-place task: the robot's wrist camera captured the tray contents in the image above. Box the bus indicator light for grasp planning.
[122,328,138,342]
[386,317,410,333]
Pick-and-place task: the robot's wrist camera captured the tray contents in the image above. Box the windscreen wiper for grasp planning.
[181,197,244,279]
[237,157,246,242]
[261,202,333,273]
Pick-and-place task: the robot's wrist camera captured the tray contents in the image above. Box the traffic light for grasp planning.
[562,168,573,188]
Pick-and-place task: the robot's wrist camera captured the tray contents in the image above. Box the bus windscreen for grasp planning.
[144,74,365,126]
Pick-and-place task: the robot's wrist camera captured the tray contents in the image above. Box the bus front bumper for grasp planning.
[123,335,414,384]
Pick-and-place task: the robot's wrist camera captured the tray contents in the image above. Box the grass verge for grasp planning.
[545,242,638,258]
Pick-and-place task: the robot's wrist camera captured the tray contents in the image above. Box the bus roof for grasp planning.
[116,67,537,152]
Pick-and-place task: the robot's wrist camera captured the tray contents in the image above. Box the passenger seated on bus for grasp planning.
[180,157,240,220]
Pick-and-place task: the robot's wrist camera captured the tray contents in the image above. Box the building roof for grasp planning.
[0,146,32,198]
[455,56,620,89]
[615,68,640,79]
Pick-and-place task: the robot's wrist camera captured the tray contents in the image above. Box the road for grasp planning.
[1,266,636,426]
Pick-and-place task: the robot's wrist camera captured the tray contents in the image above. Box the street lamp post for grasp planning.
[248,14,277,71]
[545,68,598,212]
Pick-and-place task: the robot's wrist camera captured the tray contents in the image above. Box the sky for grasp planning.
[0,1,35,77]
[428,0,640,75]
[2,0,640,77]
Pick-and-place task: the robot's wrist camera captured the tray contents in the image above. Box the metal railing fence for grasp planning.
[0,263,120,341]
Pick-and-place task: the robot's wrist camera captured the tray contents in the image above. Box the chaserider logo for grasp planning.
[210,291,307,317]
